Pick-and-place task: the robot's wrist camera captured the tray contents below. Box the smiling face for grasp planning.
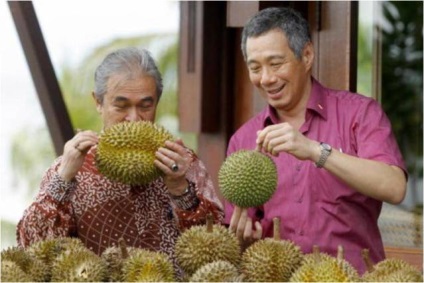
[94,73,158,130]
[246,29,314,118]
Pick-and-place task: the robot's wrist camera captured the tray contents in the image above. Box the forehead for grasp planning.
[246,29,292,60]
[106,73,157,95]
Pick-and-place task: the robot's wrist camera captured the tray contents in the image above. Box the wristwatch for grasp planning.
[315,142,332,168]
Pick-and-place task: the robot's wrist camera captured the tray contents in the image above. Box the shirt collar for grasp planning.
[263,77,328,127]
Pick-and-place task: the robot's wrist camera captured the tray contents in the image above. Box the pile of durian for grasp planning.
[3,217,422,282]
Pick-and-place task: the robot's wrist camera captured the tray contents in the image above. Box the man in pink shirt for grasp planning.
[224,7,407,274]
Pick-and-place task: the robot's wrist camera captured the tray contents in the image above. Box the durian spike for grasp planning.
[119,237,129,259]
[361,249,375,272]
[272,217,281,241]
[206,213,214,233]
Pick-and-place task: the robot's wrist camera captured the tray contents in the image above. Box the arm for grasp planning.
[257,120,407,204]
[154,140,224,228]
[17,130,98,247]
[17,162,77,247]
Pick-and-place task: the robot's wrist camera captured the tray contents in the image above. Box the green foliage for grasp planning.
[380,1,423,176]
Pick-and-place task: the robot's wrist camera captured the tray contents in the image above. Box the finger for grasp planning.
[244,218,253,241]
[236,208,248,240]
[253,221,263,240]
[164,140,185,155]
[155,150,178,170]
[229,206,242,233]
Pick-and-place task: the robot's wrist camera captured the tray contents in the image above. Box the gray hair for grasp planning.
[241,7,311,60]
[93,47,163,103]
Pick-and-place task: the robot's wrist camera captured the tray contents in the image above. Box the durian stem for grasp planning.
[272,217,281,241]
[337,245,344,268]
[312,245,320,254]
[312,245,321,263]
[119,237,129,259]
[361,249,375,273]
[206,213,214,233]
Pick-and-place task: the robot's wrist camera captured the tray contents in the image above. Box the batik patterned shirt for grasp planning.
[17,146,224,276]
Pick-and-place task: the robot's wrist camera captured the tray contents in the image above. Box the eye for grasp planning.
[138,99,154,109]
[249,65,261,74]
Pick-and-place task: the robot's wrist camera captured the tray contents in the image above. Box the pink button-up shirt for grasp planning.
[224,78,406,274]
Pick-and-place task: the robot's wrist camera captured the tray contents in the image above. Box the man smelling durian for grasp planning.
[16,47,224,277]
[224,7,407,276]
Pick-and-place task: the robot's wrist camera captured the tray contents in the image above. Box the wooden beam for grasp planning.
[8,1,74,156]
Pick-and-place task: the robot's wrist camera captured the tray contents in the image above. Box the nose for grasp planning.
[260,67,277,86]
[125,108,141,122]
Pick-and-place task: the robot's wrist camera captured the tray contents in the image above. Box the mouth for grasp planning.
[265,84,285,98]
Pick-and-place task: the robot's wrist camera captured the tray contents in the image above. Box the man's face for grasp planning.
[245,29,313,115]
[95,73,158,129]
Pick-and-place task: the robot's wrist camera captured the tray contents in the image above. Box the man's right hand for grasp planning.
[58,130,98,182]
[229,206,262,251]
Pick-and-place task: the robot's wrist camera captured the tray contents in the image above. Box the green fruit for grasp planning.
[241,217,303,282]
[1,245,49,282]
[189,260,241,282]
[96,121,175,185]
[290,245,360,282]
[218,150,277,207]
[122,249,176,282]
[1,260,32,282]
[51,246,107,282]
[175,215,241,276]
[362,249,423,282]
[101,238,137,282]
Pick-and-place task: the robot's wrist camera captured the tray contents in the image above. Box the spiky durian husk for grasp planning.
[218,150,277,207]
[385,266,424,282]
[1,260,32,282]
[101,245,137,282]
[290,251,360,282]
[290,257,360,282]
[175,224,241,276]
[96,121,174,185]
[241,238,303,282]
[362,258,423,282]
[121,249,176,282]
[1,245,49,282]
[50,246,107,282]
[189,260,241,282]
[27,237,85,266]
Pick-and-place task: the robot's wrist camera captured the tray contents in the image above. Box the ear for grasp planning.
[302,42,314,71]
[92,91,102,113]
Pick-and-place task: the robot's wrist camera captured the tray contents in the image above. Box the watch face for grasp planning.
[321,143,332,151]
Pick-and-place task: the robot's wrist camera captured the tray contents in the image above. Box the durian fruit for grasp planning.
[50,245,107,282]
[175,214,241,276]
[361,249,423,282]
[121,248,176,282]
[101,237,137,282]
[1,245,49,282]
[1,260,32,282]
[218,149,277,207]
[290,245,360,282]
[189,260,242,282]
[241,217,303,282]
[27,236,85,266]
[96,120,175,185]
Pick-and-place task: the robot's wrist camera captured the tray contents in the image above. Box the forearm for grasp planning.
[17,170,77,247]
[318,147,407,204]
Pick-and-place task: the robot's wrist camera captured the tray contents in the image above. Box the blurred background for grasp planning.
[1,0,422,255]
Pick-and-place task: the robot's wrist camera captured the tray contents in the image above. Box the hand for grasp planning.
[229,206,262,250]
[58,130,98,182]
[154,138,194,195]
[256,122,319,160]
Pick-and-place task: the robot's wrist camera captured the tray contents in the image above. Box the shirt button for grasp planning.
[299,231,304,236]
[297,198,303,203]
[296,165,301,171]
